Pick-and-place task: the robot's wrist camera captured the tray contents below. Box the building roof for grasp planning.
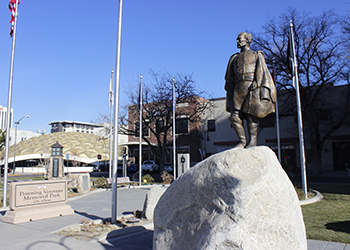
[48,120,103,127]
[50,141,63,148]
[1,132,115,165]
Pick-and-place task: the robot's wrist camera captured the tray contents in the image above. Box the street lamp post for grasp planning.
[13,115,29,173]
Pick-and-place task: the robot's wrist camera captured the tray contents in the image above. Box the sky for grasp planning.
[0,0,349,133]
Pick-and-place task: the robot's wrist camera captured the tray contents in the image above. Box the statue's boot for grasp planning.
[246,117,258,148]
[229,114,246,148]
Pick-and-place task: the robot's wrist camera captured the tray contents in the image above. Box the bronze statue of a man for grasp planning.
[225,32,276,148]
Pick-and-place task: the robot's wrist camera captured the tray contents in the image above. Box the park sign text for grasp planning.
[2,180,74,224]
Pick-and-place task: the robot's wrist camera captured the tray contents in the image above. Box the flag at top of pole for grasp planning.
[172,78,176,112]
[138,76,143,111]
[109,69,114,107]
[287,22,298,89]
[9,0,20,37]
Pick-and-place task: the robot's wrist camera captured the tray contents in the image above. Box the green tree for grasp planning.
[252,9,350,174]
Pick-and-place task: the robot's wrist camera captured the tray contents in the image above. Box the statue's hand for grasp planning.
[249,81,257,90]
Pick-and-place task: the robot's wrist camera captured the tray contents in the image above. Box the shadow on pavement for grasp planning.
[122,211,135,216]
[25,235,77,250]
[105,226,153,250]
[74,210,108,221]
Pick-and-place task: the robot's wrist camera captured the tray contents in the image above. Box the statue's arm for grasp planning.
[225,53,237,113]
[224,53,237,90]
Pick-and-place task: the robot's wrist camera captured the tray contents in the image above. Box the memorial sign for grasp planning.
[2,180,74,224]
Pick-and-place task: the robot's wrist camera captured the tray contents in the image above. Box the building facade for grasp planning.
[8,129,42,147]
[124,85,350,175]
[202,85,350,175]
[127,98,205,168]
[49,121,103,134]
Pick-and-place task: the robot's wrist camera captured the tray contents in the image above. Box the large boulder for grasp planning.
[153,146,307,250]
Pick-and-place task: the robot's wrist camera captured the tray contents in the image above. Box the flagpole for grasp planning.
[109,69,114,179]
[111,0,123,224]
[139,74,143,186]
[3,0,19,208]
[273,61,281,162]
[172,77,176,180]
[290,21,308,198]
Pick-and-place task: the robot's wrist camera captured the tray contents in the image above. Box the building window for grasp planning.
[144,121,150,137]
[156,119,165,134]
[134,122,140,137]
[175,118,189,135]
[52,148,61,156]
[134,121,150,138]
[207,120,216,132]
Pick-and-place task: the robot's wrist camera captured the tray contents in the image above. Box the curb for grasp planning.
[300,189,324,206]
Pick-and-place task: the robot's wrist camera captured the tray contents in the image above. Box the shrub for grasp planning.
[161,171,174,184]
[93,177,107,188]
[141,174,154,183]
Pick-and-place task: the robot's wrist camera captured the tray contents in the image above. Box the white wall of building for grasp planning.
[8,129,42,146]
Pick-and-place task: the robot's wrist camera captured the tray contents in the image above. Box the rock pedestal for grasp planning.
[153,146,307,250]
[142,186,168,220]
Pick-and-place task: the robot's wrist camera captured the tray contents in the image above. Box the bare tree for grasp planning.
[252,8,350,174]
[121,70,212,169]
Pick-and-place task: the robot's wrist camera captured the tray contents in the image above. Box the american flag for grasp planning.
[138,74,143,110]
[287,22,297,89]
[9,0,20,37]
[172,77,176,112]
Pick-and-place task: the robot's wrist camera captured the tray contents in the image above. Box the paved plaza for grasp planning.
[0,186,349,250]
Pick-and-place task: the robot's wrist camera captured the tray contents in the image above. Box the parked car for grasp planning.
[93,162,110,172]
[141,160,159,172]
[93,161,123,172]
[93,164,107,172]
[1,166,11,176]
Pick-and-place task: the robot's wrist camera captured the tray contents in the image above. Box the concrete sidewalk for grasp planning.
[0,186,349,250]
